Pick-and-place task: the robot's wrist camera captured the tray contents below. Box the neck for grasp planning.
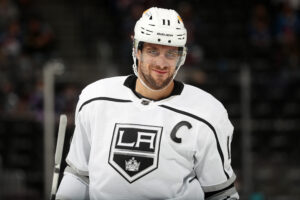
[135,78,174,100]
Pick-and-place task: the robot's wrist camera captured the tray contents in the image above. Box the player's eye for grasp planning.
[165,50,179,60]
[146,48,159,57]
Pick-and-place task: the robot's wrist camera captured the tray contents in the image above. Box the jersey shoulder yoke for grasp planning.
[79,76,129,102]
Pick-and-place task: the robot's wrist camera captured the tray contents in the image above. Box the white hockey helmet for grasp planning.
[132,7,187,77]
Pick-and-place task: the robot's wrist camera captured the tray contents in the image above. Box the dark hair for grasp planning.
[138,41,144,51]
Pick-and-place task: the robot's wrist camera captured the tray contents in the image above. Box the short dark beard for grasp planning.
[140,69,173,90]
[139,54,173,90]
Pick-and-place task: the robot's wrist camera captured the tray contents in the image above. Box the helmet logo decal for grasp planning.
[157,33,173,37]
[177,15,183,23]
[143,9,152,18]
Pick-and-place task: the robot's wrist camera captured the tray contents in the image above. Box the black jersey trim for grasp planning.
[159,105,230,180]
[123,74,184,101]
[204,183,234,199]
[79,97,132,112]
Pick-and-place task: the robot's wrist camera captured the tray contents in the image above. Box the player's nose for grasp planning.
[153,54,170,68]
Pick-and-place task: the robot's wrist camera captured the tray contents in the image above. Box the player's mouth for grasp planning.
[152,68,168,74]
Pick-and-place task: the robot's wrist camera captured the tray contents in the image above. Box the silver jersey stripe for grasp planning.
[66,159,89,176]
[65,166,89,185]
[202,173,236,192]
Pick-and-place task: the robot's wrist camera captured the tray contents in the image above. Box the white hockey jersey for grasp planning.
[57,75,237,200]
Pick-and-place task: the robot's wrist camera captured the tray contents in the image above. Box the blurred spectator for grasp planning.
[16,0,34,22]
[28,80,44,121]
[0,0,19,31]
[23,16,55,62]
[115,0,136,12]
[178,1,196,46]
[178,1,204,66]
[249,4,272,48]
[275,1,300,45]
[273,1,300,68]
[118,3,145,74]
[0,80,19,113]
[56,85,79,115]
[249,4,272,58]
[0,20,23,58]
[176,1,206,89]
[0,0,56,120]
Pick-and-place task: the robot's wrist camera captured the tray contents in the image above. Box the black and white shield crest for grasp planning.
[108,123,163,183]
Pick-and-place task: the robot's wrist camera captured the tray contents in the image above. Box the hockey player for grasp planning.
[56,7,239,200]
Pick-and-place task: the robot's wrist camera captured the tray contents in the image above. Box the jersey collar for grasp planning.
[123,74,184,101]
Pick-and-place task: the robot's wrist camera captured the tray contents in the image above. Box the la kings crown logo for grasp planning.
[109,123,162,183]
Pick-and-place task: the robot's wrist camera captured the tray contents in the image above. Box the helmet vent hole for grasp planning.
[146,29,153,33]
[158,38,161,42]
[168,20,170,26]
[178,20,180,24]
[149,16,152,20]
[168,40,171,43]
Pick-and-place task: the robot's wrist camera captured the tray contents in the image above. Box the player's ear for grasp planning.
[136,49,141,60]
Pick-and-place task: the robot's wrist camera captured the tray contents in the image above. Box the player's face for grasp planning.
[137,43,179,90]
